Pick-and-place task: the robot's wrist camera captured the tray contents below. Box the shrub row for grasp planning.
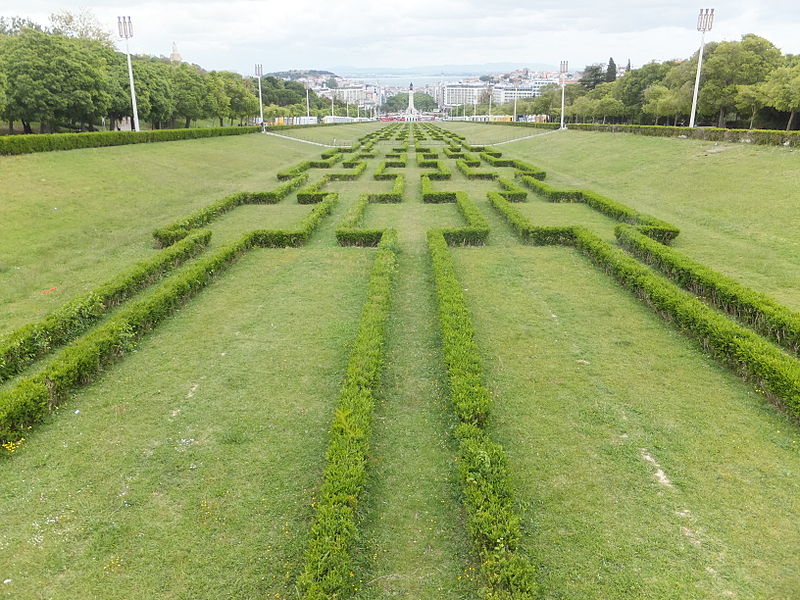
[0,126,261,156]
[297,231,398,598]
[277,161,313,180]
[516,174,679,243]
[427,229,538,599]
[309,153,344,168]
[0,192,341,444]
[328,161,367,181]
[616,224,800,355]
[297,177,331,204]
[0,235,250,444]
[248,193,338,247]
[497,178,528,202]
[335,194,385,247]
[457,159,498,180]
[421,175,457,203]
[0,231,211,383]
[153,174,309,246]
[367,174,404,203]
[480,152,514,167]
[440,192,490,246]
[444,146,466,158]
[487,192,580,246]
[574,228,800,418]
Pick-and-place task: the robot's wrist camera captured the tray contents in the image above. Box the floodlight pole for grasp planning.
[306,87,310,117]
[559,60,568,130]
[117,16,140,132]
[689,8,714,128]
[331,91,335,117]
[513,83,518,122]
[255,64,264,126]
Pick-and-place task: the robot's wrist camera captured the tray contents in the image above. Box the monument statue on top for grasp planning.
[405,82,419,121]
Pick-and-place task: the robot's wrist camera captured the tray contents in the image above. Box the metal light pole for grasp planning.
[306,87,310,117]
[117,16,140,132]
[559,60,568,130]
[331,91,335,117]
[689,8,715,128]
[255,64,264,125]
[513,83,518,122]
[488,86,493,118]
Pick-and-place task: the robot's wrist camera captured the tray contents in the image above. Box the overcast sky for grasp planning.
[4,1,799,74]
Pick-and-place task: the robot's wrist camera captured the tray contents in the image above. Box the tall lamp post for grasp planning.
[306,87,311,117]
[117,16,139,132]
[559,60,568,130]
[689,8,715,128]
[513,83,518,122]
[255,64,264,126]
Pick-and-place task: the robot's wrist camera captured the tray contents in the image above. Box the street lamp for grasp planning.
[306,87,310,118]
[117,16,139,132]
[559,60,568,130]
[255,64,264,126]
[513,83,518,123]
[689,8,715,127]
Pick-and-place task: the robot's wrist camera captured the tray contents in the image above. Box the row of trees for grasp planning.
[461,35,799,130]
[0,13,336,133]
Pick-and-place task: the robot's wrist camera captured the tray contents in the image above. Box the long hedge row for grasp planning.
[0,231,211,383]
[616,224,800,355]
[475,121,800,147]
[297,231,398,599]
[153,174,309,247]
[0,191,339,444]
[0,126,262,156]
[421,175,457,203]
[516,174,679,243]
[367,174,404,203]
[487,190,800,419]
[428,230,538,599]
[0,235,250,444]
[456,159,498,180]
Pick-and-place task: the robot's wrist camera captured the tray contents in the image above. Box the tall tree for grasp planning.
[761,63,800,130]
[579,64,606,90]
[170,63,209,127]
[49,9,112,46]
[700,34,782,127]
[606,57,617,82]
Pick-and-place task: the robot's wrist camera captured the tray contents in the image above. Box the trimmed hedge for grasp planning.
[487,191,580,246]
[440,192,490,246]
[475,121,800,147]
[336,194,384,247]
[367,174,404,203]
[616,224,800,355]
[574,228,800,418]
[516,174,679,243]
[297,231,397,598]
[0,126,261,156]
[153,174,309,246]
[277,161,313,181]
[0,192,339,444]
[297,177,331,204]
[0,231,210,383]
[497,178,528,202]
[0,235,250,444]
[457,159,497,180]
[428,229,538,599]
[421,175,457,203]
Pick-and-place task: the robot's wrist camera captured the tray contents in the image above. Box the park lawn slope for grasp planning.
[453,245,800,600]
[0,247,372,600]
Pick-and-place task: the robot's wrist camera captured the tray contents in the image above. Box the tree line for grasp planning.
[469,35,800,130]
[0,12,334,134]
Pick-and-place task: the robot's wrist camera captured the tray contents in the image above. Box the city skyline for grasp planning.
[3,1,799,77]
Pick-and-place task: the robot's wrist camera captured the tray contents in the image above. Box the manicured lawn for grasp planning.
[3,123,799,599]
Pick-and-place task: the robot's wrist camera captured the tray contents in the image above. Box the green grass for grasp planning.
[441,123,800,311]
[2,123,800,599]
[0,248,372,599]
[453,245,800,599]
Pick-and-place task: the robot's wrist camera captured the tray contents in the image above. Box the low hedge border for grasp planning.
[475,121,800,147]
[0,126,261,156]
[336,195,385,247]
[0,231,211,383]
[153,174,309,247]
[616,224,800,355]
[297,177,331,204]
[0,194,339,445]
[297,231,398,598]
[487,192,800,419]
[428,229,538,598]
[516,174,679,244]
[497,178,528,202]
[457,159,497,180]
[574,228,800,418]
[366,174,404,203]
[440,192,490,246]
[421,175,457,203]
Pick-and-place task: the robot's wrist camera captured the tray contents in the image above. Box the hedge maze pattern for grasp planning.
[2,122,800,599]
